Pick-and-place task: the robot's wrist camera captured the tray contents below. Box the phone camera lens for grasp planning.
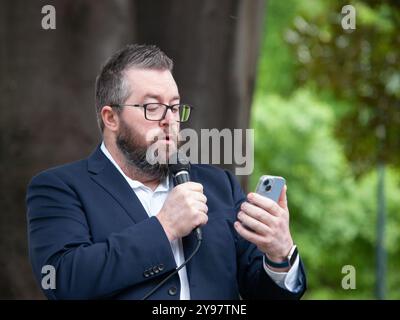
[265,185,272,192]
[263,179,270,186]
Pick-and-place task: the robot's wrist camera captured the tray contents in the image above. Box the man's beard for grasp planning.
[116,119,172,181]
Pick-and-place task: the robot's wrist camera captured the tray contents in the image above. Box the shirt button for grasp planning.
[168,286,178,296]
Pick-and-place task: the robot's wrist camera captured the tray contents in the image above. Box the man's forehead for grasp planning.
[142,93,180,101]
[125,67,174,82]
[124,68,179,96]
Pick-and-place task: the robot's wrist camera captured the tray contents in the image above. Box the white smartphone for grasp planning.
[255,175,286,203]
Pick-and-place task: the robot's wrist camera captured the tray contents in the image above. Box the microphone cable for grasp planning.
[141,151,203,300]
[141,231,202,300]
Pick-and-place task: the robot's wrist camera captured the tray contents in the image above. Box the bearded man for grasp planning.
[26,44,306,300]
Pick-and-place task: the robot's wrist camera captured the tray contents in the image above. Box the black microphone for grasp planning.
[141,153,202,299]
[168,152,202,241]
[141,153,202,300]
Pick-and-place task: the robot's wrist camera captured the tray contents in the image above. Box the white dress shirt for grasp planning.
[100,142,302,299]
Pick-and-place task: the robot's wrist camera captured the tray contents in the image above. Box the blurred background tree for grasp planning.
[286,0,400,300]
[251,0,400,299]
[286,0,400,175]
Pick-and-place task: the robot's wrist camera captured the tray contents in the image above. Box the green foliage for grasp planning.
[285,0,400,175]
[252,0,400,299]
[255,0,336,97]
[250,90,400,299]
[255,0,299,96]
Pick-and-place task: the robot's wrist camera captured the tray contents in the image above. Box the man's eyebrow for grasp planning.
[143,94,180,101]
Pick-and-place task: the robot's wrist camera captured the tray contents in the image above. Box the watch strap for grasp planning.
[264,245,298,269]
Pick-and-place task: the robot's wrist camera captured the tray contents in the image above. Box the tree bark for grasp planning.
[136,0,265,186]
[0,0,135,299]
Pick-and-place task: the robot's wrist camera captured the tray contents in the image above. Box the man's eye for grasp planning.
[171,107,179,113]
[146,105,160,112]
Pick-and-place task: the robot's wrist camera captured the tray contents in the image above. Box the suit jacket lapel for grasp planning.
[87,146,202,295]
[87,146,149,224]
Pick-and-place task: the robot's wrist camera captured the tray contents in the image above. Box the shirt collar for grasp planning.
[100,141,170,192]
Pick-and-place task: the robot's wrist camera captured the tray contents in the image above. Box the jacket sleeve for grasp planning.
[26,170,177,299]
[224,170,307,300]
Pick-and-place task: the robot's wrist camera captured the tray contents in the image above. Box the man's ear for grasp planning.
[101,106,120,132]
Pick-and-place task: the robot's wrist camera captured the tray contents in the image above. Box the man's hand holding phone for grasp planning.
[234,176,295,272]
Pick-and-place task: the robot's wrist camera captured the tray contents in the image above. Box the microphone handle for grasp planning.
[194,227,202,241]
[173,170,190,184]
[173,171,202,241]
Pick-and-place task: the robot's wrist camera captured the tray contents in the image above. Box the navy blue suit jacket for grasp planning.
[26,146,306,299]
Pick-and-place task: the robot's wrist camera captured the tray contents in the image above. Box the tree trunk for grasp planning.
[0,0,135,299]
[136,0,265,187]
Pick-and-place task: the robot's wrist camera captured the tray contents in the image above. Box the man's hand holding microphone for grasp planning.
[156,182,208,241]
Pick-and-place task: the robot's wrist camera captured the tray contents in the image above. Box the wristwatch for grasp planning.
[264,245,298,269]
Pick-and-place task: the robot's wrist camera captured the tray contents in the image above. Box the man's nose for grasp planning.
[160,108,175,125]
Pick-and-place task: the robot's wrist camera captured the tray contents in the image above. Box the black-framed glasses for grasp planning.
[111,103,193,122]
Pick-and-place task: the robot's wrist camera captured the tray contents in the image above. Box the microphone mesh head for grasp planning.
[168,151,190,175]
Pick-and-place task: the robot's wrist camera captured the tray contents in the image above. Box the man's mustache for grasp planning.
[146,129,180,144]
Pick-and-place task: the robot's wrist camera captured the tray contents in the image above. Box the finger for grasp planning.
[184,182,204,192]
[237,211,272,236]
[278,185,288,210]
[246,192,282,216]
[189,199,208,213]
[197,202,208,214]
[240,202,276,227]
[197,212,209,226]
[234,221,264,245]
[187,193,207,206]
[192,192,207,204]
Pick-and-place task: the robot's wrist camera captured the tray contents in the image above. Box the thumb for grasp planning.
[278,185,288,210]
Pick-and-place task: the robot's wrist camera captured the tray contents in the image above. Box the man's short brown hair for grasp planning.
[95,44,173,131]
